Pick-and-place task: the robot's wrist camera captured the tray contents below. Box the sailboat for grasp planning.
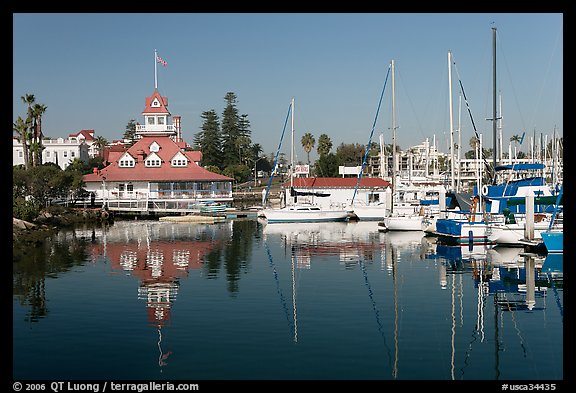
[432,27,553,246]
[260,97,351,223]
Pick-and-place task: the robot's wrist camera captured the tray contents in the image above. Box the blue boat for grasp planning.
[541,231,563,253]
[480,163,559,215]
[539,183,563,253]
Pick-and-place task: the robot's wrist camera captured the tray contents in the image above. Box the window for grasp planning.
[145,158,161,167]
[119,159,135,167]
[148,116,155,125]
[171,158,187,167]
[71,151,75,158]
[63,151,68,157]
[158,117,165,125]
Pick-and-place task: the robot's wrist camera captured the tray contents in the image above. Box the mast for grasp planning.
[492,26,498,184]
[448,50,455,191]
[154,49,158,90]
[391,59,397,213]
[290,97,295,193]
[457,93,462,192]
[498,93,503,162]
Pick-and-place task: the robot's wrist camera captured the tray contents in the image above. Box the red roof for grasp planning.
[83,135,232,183]
[142,90,170,115]
[69,129,95,141]
[286,177,390,188]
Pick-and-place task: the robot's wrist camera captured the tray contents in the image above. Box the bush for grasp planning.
[13,197,41,222]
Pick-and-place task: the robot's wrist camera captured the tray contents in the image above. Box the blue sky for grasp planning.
[13,13,563,163]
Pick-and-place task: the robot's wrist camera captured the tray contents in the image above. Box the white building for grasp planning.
[13,136,90,170]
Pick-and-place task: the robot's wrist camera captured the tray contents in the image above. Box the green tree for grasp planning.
[317,133,332,157]
[21,93,36,169]
[13,116,30,170]
[238,113,252,163]
[336,143,365,166]
[223,164,251,184]
[31,103,47,166]
[221,92,241,167]
[93,136,109,160]
[314,152,340,177]
[124,119,137,146]
[194,110,222,168]
[301,132,315,166]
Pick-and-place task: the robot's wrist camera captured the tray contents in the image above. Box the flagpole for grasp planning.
[154,48,158,90]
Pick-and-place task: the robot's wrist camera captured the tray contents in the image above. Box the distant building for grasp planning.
[13,135,90,170]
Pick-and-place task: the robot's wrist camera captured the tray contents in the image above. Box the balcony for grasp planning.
[135,124,176,134]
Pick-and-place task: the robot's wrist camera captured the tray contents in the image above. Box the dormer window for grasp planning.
[119,152,135,167]
[149,142,160,152]
[119,158,135,167]
[172,158,188,167]
[151,98,161,107]
[171,151,188,167]
[145,152,162,167]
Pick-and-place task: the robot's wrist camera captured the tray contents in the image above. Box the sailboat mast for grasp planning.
[290,97,295,190]
[448,50,455,191]
[391,59,396,212]
[492,26,498,184]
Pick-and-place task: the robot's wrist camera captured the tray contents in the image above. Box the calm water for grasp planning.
[13,218,563,381]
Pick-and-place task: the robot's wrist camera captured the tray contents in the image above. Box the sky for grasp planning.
[13,13,563,163]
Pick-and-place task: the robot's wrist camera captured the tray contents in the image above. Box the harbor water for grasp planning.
[13,218,563,381]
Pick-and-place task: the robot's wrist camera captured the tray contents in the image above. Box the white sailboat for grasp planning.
[260,97,351,223]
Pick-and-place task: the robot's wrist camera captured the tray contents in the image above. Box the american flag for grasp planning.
[156,55,168,67]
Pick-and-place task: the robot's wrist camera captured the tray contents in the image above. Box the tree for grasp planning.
[317,133,332,157]
[510,134,523,159]
[236,114,252,165]
[13,116,30,170]
[301,132,315,166]
[336,143,365,166]
[124,119,137,146]
[221,92,241,167]
[194,110,222,168]
[31,103,47,166]
[314,152,340,177]
[21,93,36,169]
[93,136,109,160]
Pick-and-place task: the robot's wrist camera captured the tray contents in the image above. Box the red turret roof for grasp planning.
[142,89,170,115]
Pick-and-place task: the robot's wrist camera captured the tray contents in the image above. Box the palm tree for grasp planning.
[32,103,48,166]
[21,94,36,167]
[13,116,30,170]
[510,134,521,159]
[301,132,315,166]
[317,133,332,157]
[93,136,109,160]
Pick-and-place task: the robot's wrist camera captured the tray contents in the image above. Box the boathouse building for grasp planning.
[82,88,233,214]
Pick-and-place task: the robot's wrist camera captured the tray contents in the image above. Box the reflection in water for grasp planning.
[263,220,401,378]
[13,218,563,380]
[13,226,97,322]
[424,237,563,380]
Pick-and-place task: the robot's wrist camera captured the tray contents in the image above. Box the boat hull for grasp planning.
[382,215,423,231]
[486,222,550,245]
[261,207,350,223]
[434,218,494,245]
[541,231,563,253]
